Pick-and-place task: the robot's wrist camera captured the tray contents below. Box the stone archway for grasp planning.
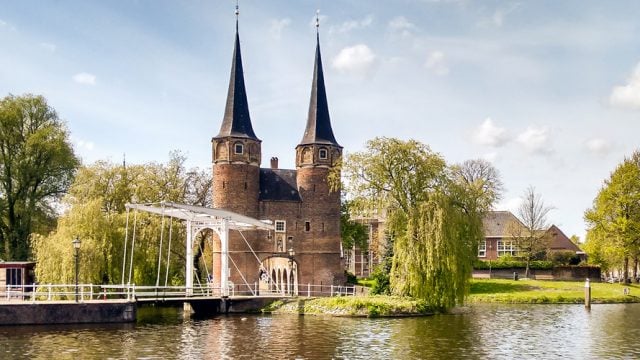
[259,256,298,295]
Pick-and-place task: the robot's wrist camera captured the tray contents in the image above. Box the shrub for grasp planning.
[474,259,553,270]
[345,271,357,285]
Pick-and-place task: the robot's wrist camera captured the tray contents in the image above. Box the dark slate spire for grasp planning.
[216,12,258,140]
[299,21,339,146]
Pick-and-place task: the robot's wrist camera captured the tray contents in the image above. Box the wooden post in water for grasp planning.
[584,278,591,309]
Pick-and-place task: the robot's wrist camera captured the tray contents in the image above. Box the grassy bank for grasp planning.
[469,279,640,304]
[262,295,433,317]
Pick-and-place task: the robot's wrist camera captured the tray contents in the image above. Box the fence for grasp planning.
[1,283,358,302]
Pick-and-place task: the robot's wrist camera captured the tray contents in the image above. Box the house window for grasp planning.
[305,221,311,232]
[6,268,22,286]
[497,240,517,257]
[319,148,328,159]
[275,220,286,233]
[478,241,487,257]
[234,143,244,154]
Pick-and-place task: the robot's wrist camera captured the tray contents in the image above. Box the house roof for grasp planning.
[298,32,340,147]
[259,168,301,202]
[215,21,259,141]
[546,224,581,252]
[483,211,525,237]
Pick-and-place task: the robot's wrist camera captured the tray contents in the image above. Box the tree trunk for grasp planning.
[623,256,629,283]
[634,256,639,283]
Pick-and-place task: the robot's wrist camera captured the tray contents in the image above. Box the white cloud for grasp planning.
[72,137,95,152]
[610,62,640,110]
[72,72,96,85]
[332,44,376,75]
[482,152,498,162]
[329,15,374,35]
[425,50,449,76]
[388,16,415,37]
[517,125,552,154]
[0,19,17,32]
[477,4,521,28]
[473,118,509,147]
[269,18,291,40]
[495,197,522,213]
[40,42,57,52]
[585,138,612,156]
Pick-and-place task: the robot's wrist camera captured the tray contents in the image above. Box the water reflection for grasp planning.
[1,304,640,359]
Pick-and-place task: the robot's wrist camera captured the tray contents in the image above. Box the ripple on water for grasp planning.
[1,304,640,359]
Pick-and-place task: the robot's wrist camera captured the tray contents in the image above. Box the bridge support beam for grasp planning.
[186,221,193,295]
[220,219,230,297]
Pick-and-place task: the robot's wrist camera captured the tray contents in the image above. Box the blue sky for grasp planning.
[2,1,640,240]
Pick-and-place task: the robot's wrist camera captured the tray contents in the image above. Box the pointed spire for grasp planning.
[299,11,339,147]
[215,2,258,140]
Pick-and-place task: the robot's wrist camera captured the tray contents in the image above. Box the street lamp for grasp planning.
[72,237,81,302]
[288,248,295,266]
[288,248,295,295]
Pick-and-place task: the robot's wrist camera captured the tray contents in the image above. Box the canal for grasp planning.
[1,303,639,359]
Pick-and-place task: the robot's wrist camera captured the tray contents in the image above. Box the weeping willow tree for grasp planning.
[32,152,211,286]
[390,196,483,309]
[341,137,501,310]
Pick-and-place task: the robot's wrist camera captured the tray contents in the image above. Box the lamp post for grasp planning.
[72,237,81,302]
[288,248,295,295]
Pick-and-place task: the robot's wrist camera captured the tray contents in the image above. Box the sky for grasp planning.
[1,1,640,241]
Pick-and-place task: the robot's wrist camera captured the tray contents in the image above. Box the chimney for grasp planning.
[270,157,278,169]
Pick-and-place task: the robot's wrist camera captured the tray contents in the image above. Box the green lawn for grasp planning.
[263,295,433,317]
[469,278,640,304]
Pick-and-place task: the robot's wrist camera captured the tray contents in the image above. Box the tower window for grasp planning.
[319,148,328,159]
[305,221,311,232]
[234,143,244,154]
[275,220,286,232]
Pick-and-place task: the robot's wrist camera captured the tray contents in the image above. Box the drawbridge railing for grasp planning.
[1,283,360,302]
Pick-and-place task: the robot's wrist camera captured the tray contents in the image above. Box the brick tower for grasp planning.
[211,18,261,219]
[294,25,344,285]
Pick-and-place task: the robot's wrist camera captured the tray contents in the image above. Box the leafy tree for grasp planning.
[342,137,500,310]
[340,201,368,251]
[0,94,80,260]
[451,159,504,212]
[508,186,553,279]
[569,235,581,246]
[370,234,393,295]
[585,151,640,282]
[33,153,211,286]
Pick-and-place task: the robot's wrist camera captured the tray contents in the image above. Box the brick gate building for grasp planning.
[209,15,344,294]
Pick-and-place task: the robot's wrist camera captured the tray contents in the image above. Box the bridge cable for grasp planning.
[127,209,138,284]
[197,233,211,284]
[227,253,256,296]
[164,216,173,287]
[155,203,166,287]
[238,230,279,292]
[121,208,130,285]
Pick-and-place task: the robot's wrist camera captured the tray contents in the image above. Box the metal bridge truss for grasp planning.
[123,202,274,297]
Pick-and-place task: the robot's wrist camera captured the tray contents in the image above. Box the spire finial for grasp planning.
[235,1,239,29]
[315,9,320,30]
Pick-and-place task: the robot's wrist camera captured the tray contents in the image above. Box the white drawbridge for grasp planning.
[123,202,274,297]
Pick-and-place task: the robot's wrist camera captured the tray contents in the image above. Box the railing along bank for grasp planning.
[1,283,359,302]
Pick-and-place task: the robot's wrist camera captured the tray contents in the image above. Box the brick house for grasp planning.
[344,210,582,277]
[344,214,387,278]
[478,211,581,261]
[209,17,344,294]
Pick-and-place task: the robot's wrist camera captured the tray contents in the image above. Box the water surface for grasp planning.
[1,303,638,359]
